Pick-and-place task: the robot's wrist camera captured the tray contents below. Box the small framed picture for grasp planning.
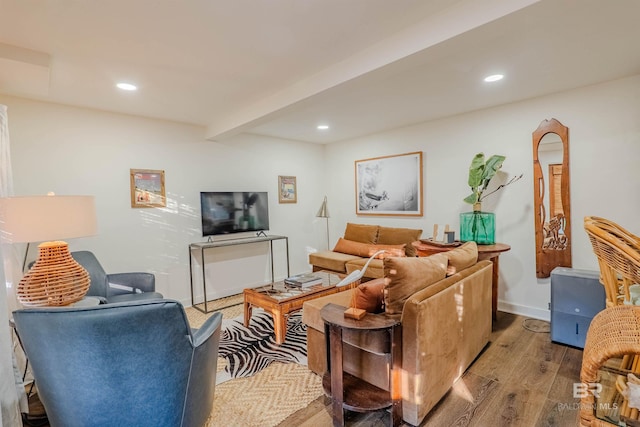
[278,176,297,203]
[130,169,166,208]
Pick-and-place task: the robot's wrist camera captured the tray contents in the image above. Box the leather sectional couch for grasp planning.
[308,223,423,279]
[302,241,493,426]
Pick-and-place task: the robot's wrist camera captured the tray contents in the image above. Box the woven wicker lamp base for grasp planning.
[17,241,91,307]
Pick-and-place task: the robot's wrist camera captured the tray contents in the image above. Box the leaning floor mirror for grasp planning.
[532,118,572,278]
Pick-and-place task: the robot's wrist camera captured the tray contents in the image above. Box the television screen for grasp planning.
[200,192,269,236]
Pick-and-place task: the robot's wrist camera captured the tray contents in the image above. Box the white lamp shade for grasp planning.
[0,195,97,243]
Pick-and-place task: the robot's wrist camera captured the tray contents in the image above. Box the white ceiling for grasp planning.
[1,0,639,144]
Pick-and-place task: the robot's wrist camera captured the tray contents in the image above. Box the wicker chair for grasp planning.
[583,216,640,307]
[581,217,640,425]
[580,305,640,426]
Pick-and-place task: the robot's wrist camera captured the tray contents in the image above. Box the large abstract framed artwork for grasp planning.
[355,151,423,216]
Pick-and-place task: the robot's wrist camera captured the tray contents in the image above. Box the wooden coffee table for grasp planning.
[243,270,359,344]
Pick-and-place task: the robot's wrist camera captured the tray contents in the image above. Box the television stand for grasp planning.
[189,234,289,313]
[256,230,267,237]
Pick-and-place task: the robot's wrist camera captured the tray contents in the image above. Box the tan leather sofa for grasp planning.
[309,223,423,279]
[302,242,493,426]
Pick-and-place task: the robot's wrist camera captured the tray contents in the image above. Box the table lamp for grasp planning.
[0,194,97,307]
[339,249,386,320]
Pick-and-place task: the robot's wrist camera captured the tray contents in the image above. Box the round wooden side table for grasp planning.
[320,303,403,426]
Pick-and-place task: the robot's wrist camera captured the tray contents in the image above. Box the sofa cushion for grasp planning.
[333,237,406,258]
[350,278,386,313]
[343,223,379,244]
[444,241,478,275]
[376,226,423,257]
[345,258,385,279]
[383,254,448,315]
[308,251,361,273]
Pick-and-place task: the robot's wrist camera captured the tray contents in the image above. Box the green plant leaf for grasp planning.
[463,193,479,204]
[467,153,485,188]
[480,155,505,187]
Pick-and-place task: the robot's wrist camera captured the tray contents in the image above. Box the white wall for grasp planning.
[0,95,328,305]
[2,74,639,318]
[324,74,640,320]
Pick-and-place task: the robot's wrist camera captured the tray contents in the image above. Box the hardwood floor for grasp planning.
[279,311,583,427]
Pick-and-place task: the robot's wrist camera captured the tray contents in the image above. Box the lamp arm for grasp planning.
[361,250,386,272]
[335,250,386,287]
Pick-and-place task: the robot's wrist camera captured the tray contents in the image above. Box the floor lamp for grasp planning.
[0,195,97,307]
[316,196,330,250]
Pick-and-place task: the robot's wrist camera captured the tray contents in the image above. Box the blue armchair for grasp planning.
[71,250,163,303]
[13,299,223,427]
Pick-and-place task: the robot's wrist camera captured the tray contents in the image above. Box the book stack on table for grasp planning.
[284,273,323,288]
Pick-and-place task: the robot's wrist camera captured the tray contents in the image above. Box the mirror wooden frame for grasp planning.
[532,118,571,278]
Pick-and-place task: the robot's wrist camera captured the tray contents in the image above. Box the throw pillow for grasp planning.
[445,241,478,275]
[376,226,423,257]
[383,254,448,315]
[350,278,386,313]
[343,223,379,244]
[333,238,406,258]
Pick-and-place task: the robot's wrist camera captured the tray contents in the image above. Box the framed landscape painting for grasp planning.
[355,151,423,216]
[130,169,166,208]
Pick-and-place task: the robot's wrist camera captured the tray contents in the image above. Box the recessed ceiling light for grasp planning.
[116,82,138,91]
[317,125,329,130]
[484,74,504,83]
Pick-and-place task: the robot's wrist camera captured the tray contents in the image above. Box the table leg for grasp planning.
[390,324,403,426]
[244,301,252,328]
[329,324,344,427]
[273,309,287,344]
[491,255,499,321]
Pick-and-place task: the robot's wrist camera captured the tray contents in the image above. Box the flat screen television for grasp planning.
[200,191,269,237]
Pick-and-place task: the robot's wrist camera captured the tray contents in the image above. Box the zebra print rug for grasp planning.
[216,309,307,384]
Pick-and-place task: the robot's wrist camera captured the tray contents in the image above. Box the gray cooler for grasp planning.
[550,267,606,349]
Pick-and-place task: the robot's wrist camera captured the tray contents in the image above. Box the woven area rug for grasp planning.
[185,296,323,427]
[217,310,307,384]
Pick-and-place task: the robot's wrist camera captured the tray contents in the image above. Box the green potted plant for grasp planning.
[464,153,505,211]
[461,153,521,244]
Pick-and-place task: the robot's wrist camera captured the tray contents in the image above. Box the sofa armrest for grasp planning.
[302,289,354,332]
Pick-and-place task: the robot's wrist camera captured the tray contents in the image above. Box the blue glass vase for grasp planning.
[460,209,495,245]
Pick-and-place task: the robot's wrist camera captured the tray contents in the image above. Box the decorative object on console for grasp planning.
[316,195,330,249]
[355,151,423,216]
[431,224,455,243]
[460,153,521,245]
[130,168,166,208]
[0,194,97,306]
[460,208,496,245]
[278,175,297,203]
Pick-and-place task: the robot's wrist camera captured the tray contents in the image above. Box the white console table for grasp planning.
[189,235,290,313]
